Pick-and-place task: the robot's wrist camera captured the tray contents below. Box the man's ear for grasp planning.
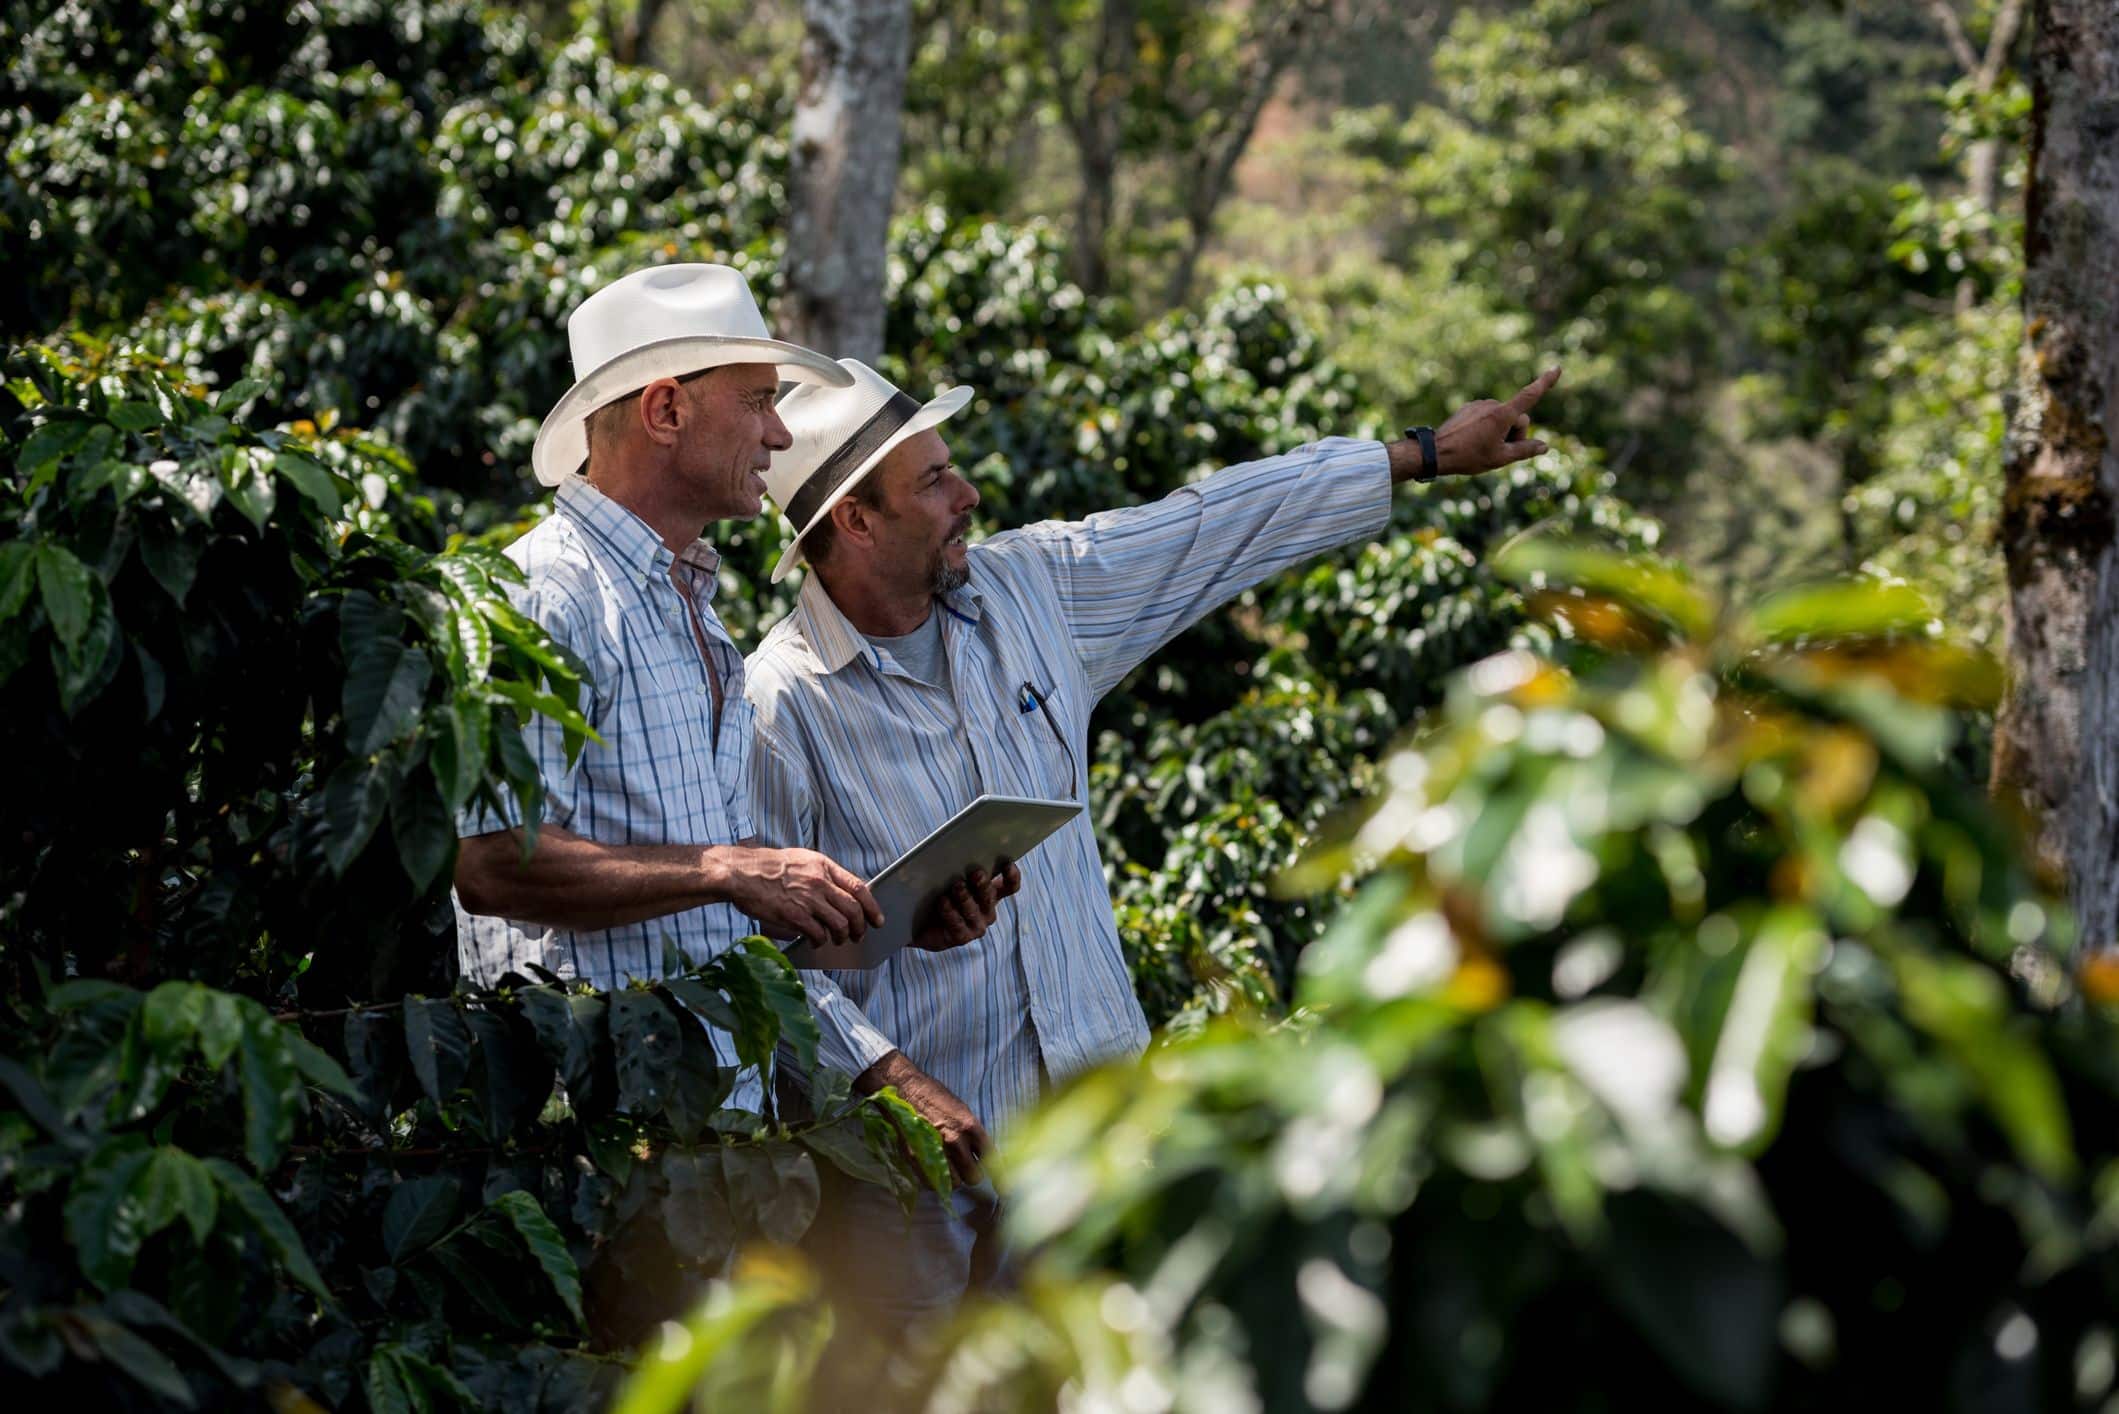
[637,377,687,447]
[832,492,880,550]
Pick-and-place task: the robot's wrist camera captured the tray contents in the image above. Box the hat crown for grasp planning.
[566,264,772,382]
[765,361,906,508]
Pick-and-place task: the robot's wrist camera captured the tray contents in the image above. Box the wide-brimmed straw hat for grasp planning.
[764,359,973,583]
[530,263,852,487]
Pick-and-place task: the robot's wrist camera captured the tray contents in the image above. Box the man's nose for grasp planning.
[762,406,793,451]
[952,471,980,514]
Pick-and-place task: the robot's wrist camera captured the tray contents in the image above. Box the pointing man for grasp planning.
[746,354,1562,1319]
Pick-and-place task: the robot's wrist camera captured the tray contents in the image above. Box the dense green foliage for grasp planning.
[3,0,2065,1410]
[637,552,2116,1413]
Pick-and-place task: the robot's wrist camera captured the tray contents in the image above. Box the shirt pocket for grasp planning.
[1004,680,1077,802]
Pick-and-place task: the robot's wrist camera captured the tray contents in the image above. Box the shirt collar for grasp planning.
[793,569,986,676]
[555,476,723,591]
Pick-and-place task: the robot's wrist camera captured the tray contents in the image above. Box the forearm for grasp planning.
[454,825,745,930]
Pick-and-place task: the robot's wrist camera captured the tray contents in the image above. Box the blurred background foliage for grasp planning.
[0,0,2074,1408]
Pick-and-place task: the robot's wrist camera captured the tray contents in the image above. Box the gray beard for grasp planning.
[930,560,969,595]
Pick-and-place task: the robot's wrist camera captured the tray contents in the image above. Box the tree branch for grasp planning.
[1922,0,1981,75]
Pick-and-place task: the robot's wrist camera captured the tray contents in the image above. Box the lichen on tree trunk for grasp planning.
[1993,0,2119,947]
[783,0,912,366]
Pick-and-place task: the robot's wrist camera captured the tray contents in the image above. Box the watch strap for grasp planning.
[1402,425,1438,481]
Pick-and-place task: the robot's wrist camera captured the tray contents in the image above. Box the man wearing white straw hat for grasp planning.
[746,355,1562,1320]
[450,265,1011,1113]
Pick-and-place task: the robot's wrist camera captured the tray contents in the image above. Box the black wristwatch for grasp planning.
[1402,425,1438,481]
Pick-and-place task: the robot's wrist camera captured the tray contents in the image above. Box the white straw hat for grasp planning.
[765,359,973,583]
[530,263,852,487]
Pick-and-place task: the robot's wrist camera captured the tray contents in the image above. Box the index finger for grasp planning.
[1507,365,1562,414]
[829,860,887,928]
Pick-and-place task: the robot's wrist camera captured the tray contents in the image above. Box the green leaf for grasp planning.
[196,990,245,1071]
[270,449,345,518]
[428,699,490,814]
[1701,907,1825,1154]
[136,1147,219,1246]
[0,1055,78,1143]
[390,766,456,892]
[53,589,121,714]
[285,1030,359,1102]
[46,978,134,1011]
[344,1009,403,1122]
[76,1311,196,1408]
[1496,539,1717,642]
[107,399,163,432]
[659,1006,731,1143]
[214,377,268,412]
[659,1148,735,1271]
[485,676,594,741]
[138,519,203,606]
[736,938,819,1073]
[0,542,35,621]
[223,457,276,530]
[345,638,433,758]
[382,1174,461,1262]
[319,759,392,877]
[711,953,782,1073]
[17,417,91,473]
[141,981,206,1059]
[610,989,680,1114]
[518,987,615,1122]
[35,543,96,647]
[873,1089,953,1198]
[237,1010,303,1170]
[1894,949,2078,1182]
[797,1115,899,1191]
[65,1142,155,1290]
[1744,577,1936,647]
[723,1142,819,1245]
[609,1268,813,1414]
[365,1344,476,1414]
[488,1189,586,1326]
[402,997,473,1107]
[462,1005,553,1139]
[452,606,493,679]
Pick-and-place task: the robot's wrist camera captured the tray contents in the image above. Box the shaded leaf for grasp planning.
[75,1312,196,1408]
[204,1159,332,1303]
[136,1147,218,1246]
[383,1175,461,1263]
[488,1189,586,1326]
[35,543,96,647]
[463,1005,553,1139]
[238,1011,304,1170]
[390,767,456,893]
[272,450,343,518]
[65,1142,155,1290]
[344,1010,402,1121]
[873,1089,953,1198]
[402,997,473,1107]
[610,989,679,1115]
[319,759,392,877]
[660,1006,730,1143]
[659,1148,734,1272]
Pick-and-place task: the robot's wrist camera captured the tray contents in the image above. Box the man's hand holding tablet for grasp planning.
[911,860,1024,951]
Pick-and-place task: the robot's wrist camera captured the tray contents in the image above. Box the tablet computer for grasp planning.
[781,793,1080,970]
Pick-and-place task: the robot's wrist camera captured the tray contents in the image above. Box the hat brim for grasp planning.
[531,336,853,487]
[769,384,975,584]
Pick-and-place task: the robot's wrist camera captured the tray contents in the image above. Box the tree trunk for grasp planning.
[782,0,913,364]
[1032,0,1137,296]
[1992,0,2119,949]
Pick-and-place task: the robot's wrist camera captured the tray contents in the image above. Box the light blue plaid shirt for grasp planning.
[452,477,773,1107]
[746,438,1392,1130]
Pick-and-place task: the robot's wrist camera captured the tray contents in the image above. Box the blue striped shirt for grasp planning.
[451,476,767,1108]
[745,437,1392,1130]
